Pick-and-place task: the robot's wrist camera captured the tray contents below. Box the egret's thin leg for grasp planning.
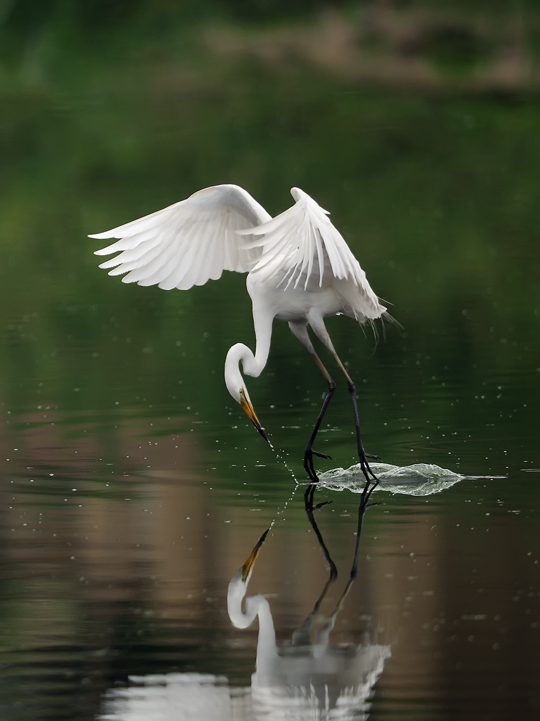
[303,354,336,481]
[331,351,379,481]
[307,314,378,483]
[289,321,335,481]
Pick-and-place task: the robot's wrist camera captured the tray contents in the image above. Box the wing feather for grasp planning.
[238,187,385,319]
[122,228,180,285]
[242,187,369,289]
[156,235,197,290]
[90,185,271,290]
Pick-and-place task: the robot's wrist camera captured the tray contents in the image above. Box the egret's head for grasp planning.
[225,344,268,442]
[239,388,268,442]
[240,528,269,584]
[227,528,270,628]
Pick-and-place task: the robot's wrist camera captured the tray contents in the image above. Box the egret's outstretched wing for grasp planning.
[240,187,370,290]
[90,185,271,290]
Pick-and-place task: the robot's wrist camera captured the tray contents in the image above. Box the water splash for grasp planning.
[267,441,300,529]
[316,462,502,497]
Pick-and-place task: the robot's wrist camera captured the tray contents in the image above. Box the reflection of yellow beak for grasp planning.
[241,528,270,583]
[240,388,268,442]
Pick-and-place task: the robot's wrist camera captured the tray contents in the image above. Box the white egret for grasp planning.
[90,184,388,480]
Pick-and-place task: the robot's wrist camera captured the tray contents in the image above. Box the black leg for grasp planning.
[302,316,380,484]
[345,377,379,483]
[304,372,335,482]
[302,351,379,484]
[331,353,379,484]
[288,321,336,482]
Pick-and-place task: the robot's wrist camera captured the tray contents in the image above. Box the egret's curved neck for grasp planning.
[225,344,256,398]
[224,304,273,403]
[227,572,277,659]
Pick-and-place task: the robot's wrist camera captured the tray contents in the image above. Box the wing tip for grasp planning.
[94,245,117,256]
[290,187,330,215]
[88,231,116,240]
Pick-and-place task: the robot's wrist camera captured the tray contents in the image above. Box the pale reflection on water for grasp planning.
[101,674,249,721]
[1,401,540,720]
[101,481,390,721]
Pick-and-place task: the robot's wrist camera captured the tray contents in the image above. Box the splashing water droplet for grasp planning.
[265,443,301,530]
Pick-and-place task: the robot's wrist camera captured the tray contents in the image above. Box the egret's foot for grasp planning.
[303,446,330,483]
[314,500,332,510]
[365,453,380,461]
[311,449,332,460]
[358,450,379,484]
[304,458,318,483]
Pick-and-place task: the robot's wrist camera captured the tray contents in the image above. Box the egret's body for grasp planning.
[90,184,387,479]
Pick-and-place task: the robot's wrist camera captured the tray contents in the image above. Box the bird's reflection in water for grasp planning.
[227,479,390,720]
[99,480,389,721]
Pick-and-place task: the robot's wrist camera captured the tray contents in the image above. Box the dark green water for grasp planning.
[1,10,540,719]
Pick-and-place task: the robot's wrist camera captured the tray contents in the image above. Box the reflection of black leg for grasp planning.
[312,477,380,642]
[304,483,337,579]
[323,478,380,629]
[291,484,338,646]
[350,478,379,580]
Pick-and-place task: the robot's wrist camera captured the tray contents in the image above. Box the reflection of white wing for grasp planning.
[241,188,373,294]
[100,673,252,721]
[99,653,390,721]
[228,569,390,721]
[91,185,271,291]
[252,642,391,721]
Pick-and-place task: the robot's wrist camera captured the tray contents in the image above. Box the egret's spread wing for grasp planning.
[90,185,271,290]
[241,187,369,291]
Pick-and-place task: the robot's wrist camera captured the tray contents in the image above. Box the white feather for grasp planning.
[90,185,271,290]
[91,183,389,474]
[240,187,374,294]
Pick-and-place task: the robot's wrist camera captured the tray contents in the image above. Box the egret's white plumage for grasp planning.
[91,184,387,476]
[92,185,270,289]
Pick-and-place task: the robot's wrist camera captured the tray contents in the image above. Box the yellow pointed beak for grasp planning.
[240,389,268,442]
[241,528,270,583]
